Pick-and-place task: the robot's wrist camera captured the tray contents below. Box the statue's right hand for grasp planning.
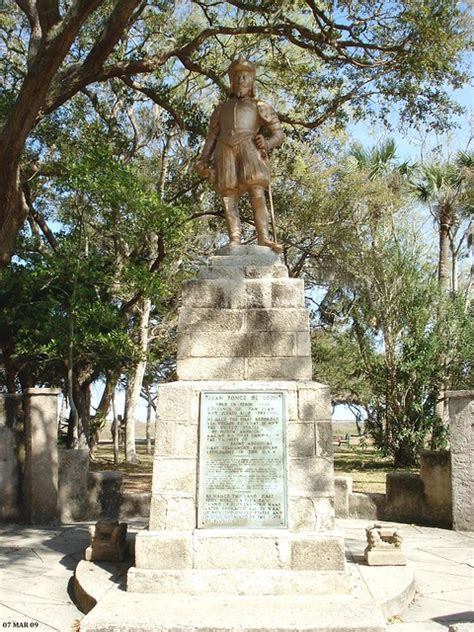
[194,156,209,178]
[195,156,216,183]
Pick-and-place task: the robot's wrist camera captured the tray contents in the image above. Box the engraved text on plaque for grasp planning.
[198,391,287,528]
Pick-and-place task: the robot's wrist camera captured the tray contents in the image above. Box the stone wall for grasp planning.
[1,389,92,525]
[335,450,452,528]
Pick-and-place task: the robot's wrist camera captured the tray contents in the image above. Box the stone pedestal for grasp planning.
[128,245,347,595]
[448,390,474,531]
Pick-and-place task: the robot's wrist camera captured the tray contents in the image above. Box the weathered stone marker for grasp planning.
[127,245,349,595]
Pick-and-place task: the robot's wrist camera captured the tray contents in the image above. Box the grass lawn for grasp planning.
[334,445,417,493]
[91,423,418,495]
[90,438,154,493]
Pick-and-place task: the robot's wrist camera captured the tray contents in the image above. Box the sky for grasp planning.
[350,83,472,162]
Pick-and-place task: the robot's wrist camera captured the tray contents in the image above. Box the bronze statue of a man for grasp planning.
[195,57,284,252]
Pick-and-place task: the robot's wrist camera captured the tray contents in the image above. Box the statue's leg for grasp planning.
[249,187,282,253]
[222,194,241,245]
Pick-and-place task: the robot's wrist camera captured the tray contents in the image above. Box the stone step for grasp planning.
[181,278,305,310]
[209,243,281,266]
[133,530,346,573]
[177,307,310,334]
[177,331,311,359]
[79,591,387,632]
[177,355,313,381]
[199,264,288,279]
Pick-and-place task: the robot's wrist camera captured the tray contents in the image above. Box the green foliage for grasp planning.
[0,246,136,390]
[1,93,191,397]
[286,140,472,467]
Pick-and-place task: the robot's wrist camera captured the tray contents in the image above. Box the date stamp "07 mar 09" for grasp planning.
[2,623,39,629]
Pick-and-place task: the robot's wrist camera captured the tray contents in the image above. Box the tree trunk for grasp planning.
[145,390,154,455]
[124,297,151,463]
[0,167,27,266]
[1,340,18,393]
[438,219,451,294]
[111,390,120,464]
[77,380,91,449]
[67,369,91,449]
[97,370,120,418]
[433,208,453,443]
[0,0,104,265]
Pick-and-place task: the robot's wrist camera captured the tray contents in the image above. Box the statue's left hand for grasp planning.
[194,156,210,178]
[254,134,269,155]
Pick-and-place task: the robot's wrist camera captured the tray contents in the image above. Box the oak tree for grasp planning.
[0,0,470,263]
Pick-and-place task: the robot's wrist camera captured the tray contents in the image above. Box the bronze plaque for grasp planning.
[198,391,287,528]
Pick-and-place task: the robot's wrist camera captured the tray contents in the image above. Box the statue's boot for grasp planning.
[251,194,283,253]
[223,196,241,245]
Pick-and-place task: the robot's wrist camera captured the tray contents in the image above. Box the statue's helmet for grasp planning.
[228,56,256,80]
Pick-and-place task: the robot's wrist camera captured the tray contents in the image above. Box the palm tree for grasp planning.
[411,151,473,294]
[410,151,473,441]
[350,138,411,182]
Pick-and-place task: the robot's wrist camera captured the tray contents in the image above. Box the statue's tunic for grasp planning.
[207,97,280,194]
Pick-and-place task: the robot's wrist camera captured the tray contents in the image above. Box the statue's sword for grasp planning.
[267,182,277,242]
[260,144,278,243]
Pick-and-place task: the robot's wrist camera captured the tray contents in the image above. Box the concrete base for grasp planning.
[364,549,407,566]
[77,561,416,632]
[80,593,387,632]
[74,560,130,614]
[76,521,417,632]
[127,567,352,595]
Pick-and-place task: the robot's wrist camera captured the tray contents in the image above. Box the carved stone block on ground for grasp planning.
[364,523,406,566]
[85,519,128,562]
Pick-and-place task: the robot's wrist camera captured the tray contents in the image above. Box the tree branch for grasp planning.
[23,181,59,251]
[120,233,166,314]
[121,77,191,132]
[37,0,61,34]
[15,0,41,67]
[82,0,141,71]
[280,83,379,129]
[43,48,176,113]
[177,54,228,94]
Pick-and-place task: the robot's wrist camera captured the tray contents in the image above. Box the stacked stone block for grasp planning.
[177,246,311,381]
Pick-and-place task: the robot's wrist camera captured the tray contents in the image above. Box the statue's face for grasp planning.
[232,70,254,97]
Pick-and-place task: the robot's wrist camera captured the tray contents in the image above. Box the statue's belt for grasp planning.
[217,130,258,147]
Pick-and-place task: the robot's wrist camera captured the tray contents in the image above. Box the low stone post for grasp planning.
[87,471,123,520]
[24,387,61,524]
[58,448,89,522]
[447,390,474,531]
